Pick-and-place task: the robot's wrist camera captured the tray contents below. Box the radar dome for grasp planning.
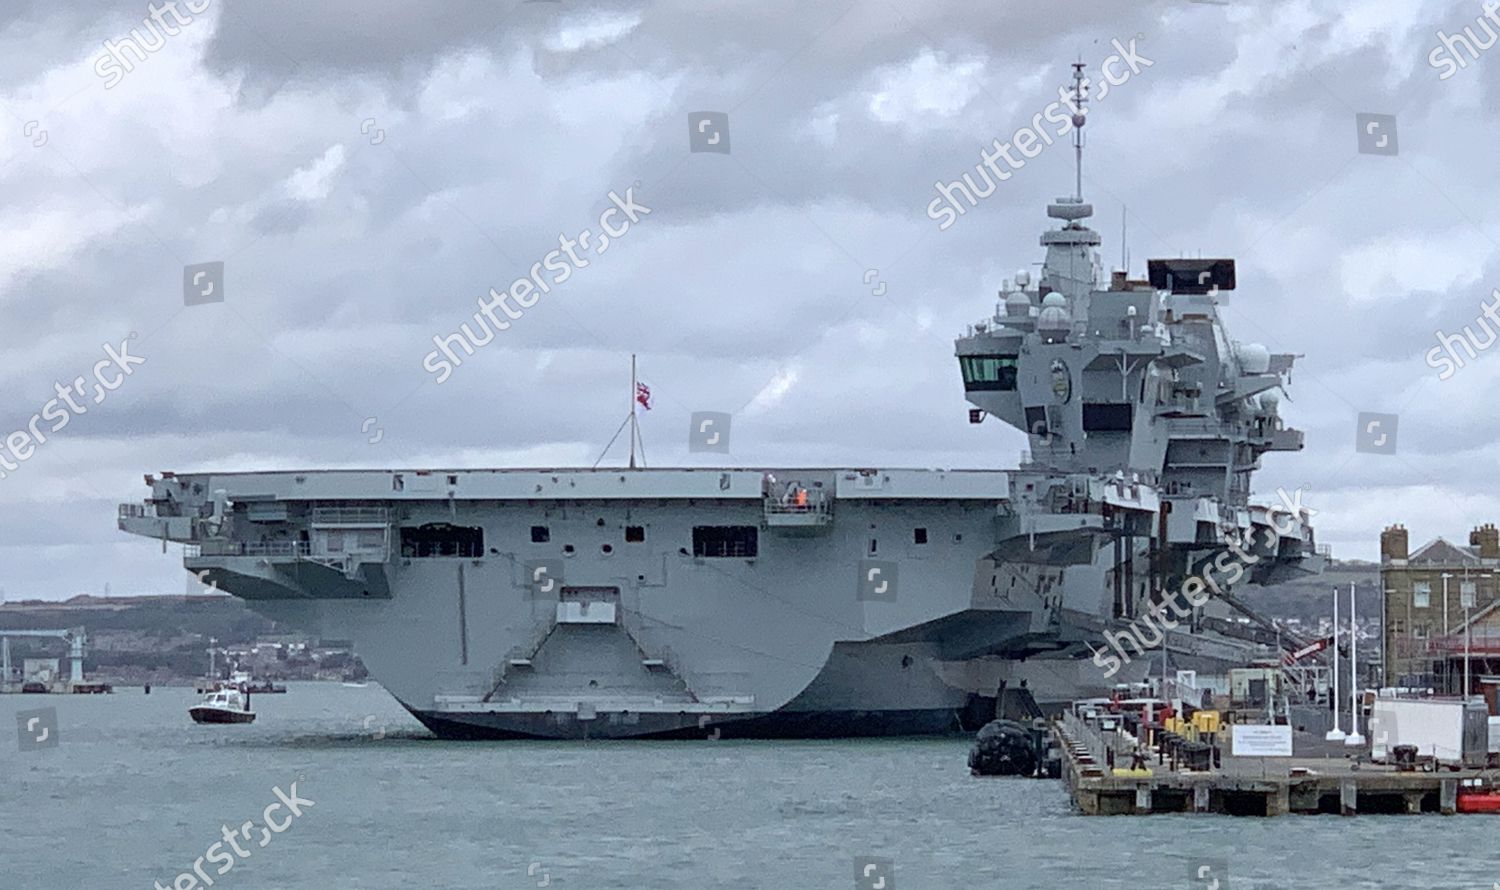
[1038,305,1070,330]
[1041,292,1067,309]
[1005,291,1032,315]
[1260,390,1281,412]
[1237,342,1270,375]
[1015,270,1031,288]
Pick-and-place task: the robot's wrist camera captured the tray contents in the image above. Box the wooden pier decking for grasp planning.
[1055,711,1485,816]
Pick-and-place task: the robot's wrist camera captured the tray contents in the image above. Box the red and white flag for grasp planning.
[635,382,652,410]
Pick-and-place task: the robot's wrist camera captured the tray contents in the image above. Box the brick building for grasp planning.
[1380,523,1500,691]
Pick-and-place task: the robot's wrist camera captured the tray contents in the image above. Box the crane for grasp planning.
[0,627,87,691]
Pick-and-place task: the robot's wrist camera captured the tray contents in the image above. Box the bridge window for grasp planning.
[1082,403,1133,432]
[959,355,1019,391]
[692,526,758,558]
[400,523,484,558]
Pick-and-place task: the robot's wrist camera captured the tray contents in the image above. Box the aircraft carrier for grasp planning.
[117,71,1322,739]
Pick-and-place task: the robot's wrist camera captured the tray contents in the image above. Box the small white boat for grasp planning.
[231,669,286,694]
[189,686,256,724]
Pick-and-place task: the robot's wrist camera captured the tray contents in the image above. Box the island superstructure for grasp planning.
[118,69,1321,739]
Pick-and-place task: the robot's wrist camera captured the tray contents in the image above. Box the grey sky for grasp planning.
[0,0,1494,598]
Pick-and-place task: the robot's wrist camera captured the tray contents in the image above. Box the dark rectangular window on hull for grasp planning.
[692,526,758,558]
[400,523,484,558]
[1082,403,1133,432]
[959,355,1019,391]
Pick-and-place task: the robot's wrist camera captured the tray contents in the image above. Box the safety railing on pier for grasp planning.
[1061,707,1141,770]
[1062,709,1113,766]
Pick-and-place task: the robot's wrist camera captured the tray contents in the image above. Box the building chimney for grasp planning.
[1471,523,1500,560]
[1381,524,1409,562]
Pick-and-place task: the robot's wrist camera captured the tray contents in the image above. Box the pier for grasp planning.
[0,626,109,693]
[1055,710,1489,816]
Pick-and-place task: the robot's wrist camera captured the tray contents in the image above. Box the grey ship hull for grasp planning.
[403,641,971,740]
[121,466,1175,740]
[399,637,1145,740]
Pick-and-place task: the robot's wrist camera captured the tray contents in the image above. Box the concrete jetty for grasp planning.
[1056,710,1488,816]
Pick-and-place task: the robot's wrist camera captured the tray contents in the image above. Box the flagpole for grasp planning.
[1326,586,1345,741]
[629,354,637,469]
[1346,581,1365,745]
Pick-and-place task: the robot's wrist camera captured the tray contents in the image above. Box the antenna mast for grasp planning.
[1071,61,1087,201]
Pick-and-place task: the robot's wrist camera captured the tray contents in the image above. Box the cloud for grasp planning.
[1339,229,1490,303]
[544,10,643,54]
[0,0,1491,599]
[866,50,985,127]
